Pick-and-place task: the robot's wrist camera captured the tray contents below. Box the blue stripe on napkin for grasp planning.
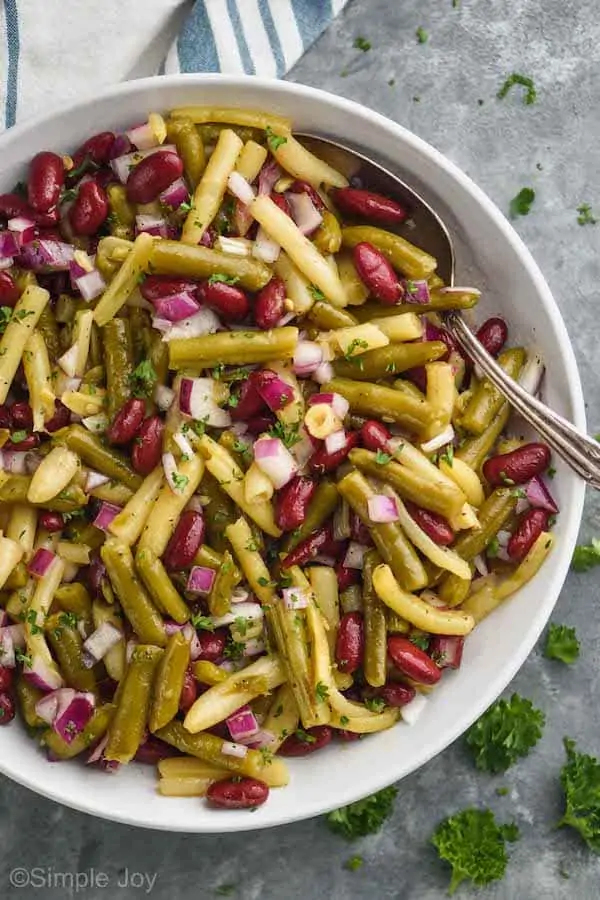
[3,0,20,128]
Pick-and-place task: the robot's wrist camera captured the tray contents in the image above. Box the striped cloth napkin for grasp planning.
[0,0,348,130]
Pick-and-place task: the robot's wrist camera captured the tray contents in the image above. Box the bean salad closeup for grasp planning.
[0,104,558,812]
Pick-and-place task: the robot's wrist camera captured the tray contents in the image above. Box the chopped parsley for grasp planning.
[326,786,398,839]
[409,632,429,651]
[416,26,429,44]
[208,273,240,286]
[179,200,193,213]
[353,36,371,52]
[571,538,600,572]
[265,126,288,152]
[363,697,385,713]
[487,536,500,558]
[10,430,28,444]
[345,855,364,871]
[344,338,369,359]
[245,539,259,552]
[171,472,189,492]
[576,203,597,226]
[26,609,42,635]
[439,444,454,467]
[558,737,600,852]
[295,728,317,744]
[15,648,32,667]
[509,187,535,218]
[497,73,537,105]
[215,885,236,897]
[543,623,580,664]
[267,420,301,448]
[223,638,245,660]
[465,693,545,773]
[315,681,330,702]
[58,611,78,629]
[233,616,248,637]
[308,283,326,302]
[129,358,157,398]
[191,613,215,632]
[374,449,392,465]
[496,787,509,797]
[232,438,252,461]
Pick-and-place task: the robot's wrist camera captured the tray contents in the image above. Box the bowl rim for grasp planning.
[0,73,586,833]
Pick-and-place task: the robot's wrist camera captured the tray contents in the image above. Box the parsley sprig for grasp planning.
[465,693,545,773]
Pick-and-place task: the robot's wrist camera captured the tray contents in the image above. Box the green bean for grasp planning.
[128,307,152,368]
[363,550,387,688]
[4,562,27,591]
[58,425,142,491]
[349,448,465,518]
[218,430,252,471]
[101,539,166,646]
[324,378,433,432]
[104,645,163,763]
[42,704,115,760]
[308,301,358,330]
[193,544,225,570]
[340,584,362,614]
[150,240,272,292]
[334,341,448,381]
[37,304,61,361]
[341,225,437,280]
[0,473,88,512]
[196,123,264,144]
[351,291,479,322]
[101,318,134,420]
[166,118,206,188]
[45,612,97,694]
[338,470,427,592]
[107,183,136,240]
[312,210,342,255]
[168,327,298,371]
[207,550,240,617]
[88,322,103,369]
[393,378,428,402]
[147,329,169,392]
[15,675,45,728]
[460,347,526,435]
[386,610,410,633]
[280,480,339,554]
[456,404,511,471]
[149,632,190,733]
[135,547,190,625]
[201,473,239,553]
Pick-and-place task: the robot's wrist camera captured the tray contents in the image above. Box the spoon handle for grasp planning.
[445,312,600,489]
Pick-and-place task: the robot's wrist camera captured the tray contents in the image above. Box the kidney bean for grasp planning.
[179,668,198,714]
[507,509,551,563]
[71,132,116,173]
[336,612,365,674]
[388,636,441,685]
[429,635,464,670]
[195,628,228,662]
[350,510,373,545]
[378,682,416,707]
[270,191,292,217]
[245,413,275,435]
[163,510,206,571]
[28,151,64,212]
[422,321,459,362]
[69,181,109,235]
[0,693,15,725]
[404,366,428,393]
[230,377,266,422]
[84,553,108,600]
[335,563,360,592]
[10,401,33,430]
[9,432,40,451]
[207,776,269,809]
[334,187,407,225]
[275,476,316,532]
[199,281,249,322]
[134,735,179,765]
[38,511,65,533]
[278,725,333,757]
[107,398,146,446]
[309,430,359,475]
[254,277,287,330]
[405,501,455,546]
[337,729,362,742]
[0,404,12,430]
[476,317,508,358]
[140,275,196,302]
[353,241,402,305]
[359,420,392,453]
[131,415,164,475]
[0,193,31,220]
[0,666,13,693]
[483,442,551,487]
[281,523,341,569]
[44,400,71,433]
[0,272,20,307]
[126,151,184,204]
[289,180,325,211]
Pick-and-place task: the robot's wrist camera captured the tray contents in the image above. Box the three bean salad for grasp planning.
[0,106,557,811]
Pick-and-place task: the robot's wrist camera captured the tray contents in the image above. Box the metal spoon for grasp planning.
[298,133,600,490]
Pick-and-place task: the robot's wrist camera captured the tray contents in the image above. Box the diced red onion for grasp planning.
[75,269,106,302]
[0,450,29,474]
[233,198,254,237]
[0,630,15,668]
[8,216,36,247]
[473,553,489,577]
[28,548,57,578]
[276,311,296,327]
[242,729,276,749]
[325,429,347,455]
[258,160,281,195]
[173,431,195,459]
[109,144,177,183]
[253,437,298,489]
[313,554,336,566]
[230,421,249,437]
[179,377,231,427]
[19,239,75,272]
[293,340,323,377]
[526,476,558,513]
[221,741,248,759]
[57,343,79,378]
[82,622,122,668]
[0,256,13,270]
[242,638,265,657]
[86,732,112,766]
[35,688,75,725]
[153,290,200,322]
[159,307,221,342]
[162,452,185,494]
[420,425,455,455]
[287,192,323,235]
[136,214,169,238]
[252,226,280,263]
[210,602,263,628]
[429,634,464,669]
[1,623,24,648]
[69,258,89,282]
[164,621,185,636]
[154,384,175,411]
[519,352,545,396]
[92,501,122,532]
[226,706,260,742]
[0,611,9,629]
[126,122,158,151]
[367,494,399,523]
[290,427,315,469]
[313,361,335,385]
[281,588,310,610]
[515,497,530,515]
[439,286,481,297]
[85,470,110,492]
[216,236,251,257]
[187,566,216,596]
[24,655,64,692]
[0,230,20,259]
[308,391,349,421]
[344,541,368,569]
[255,374,294,412]
[227,172,255,206]
[402,279,430,304]
[53,691,96,743]
[159,177,190,209]
[82,413,108,434]
[230,587,250,604]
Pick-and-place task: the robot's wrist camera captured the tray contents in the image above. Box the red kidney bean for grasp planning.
[179,668,198,714]
[337,729,362,742]
[387,636,441,685]
[35,207,61,228]
[270,191,292,217]
[207,776,269,809]
[44,400,71,433]
[378,682,416,707]
[199,281,249,322]
[230,376,266,422]
[278,725,333,757]
[131,415,164,475]
[134,736,178,765]
[126,151,184,204]
[10,401,33,430]
[476,317,508,358]
[335,562,360,592]
[28,152,64,212]
[9,433,40,451]
[199,227,216,248]
[482,442,551,487]
[140,275,196,302]
[195,628,228,662]
[353,242,402,305]
[507,509,551,563]
[336,612,365,674]
[350,510,373,545]
[0,193,32,220]
[275,476,316,532]
[38,511,65,533]
[309,430,359,475]
[359,420,392,453]
[405,501,455,546]
[69,181,109,235]
[245,413,275,435]
[289,180,325,211]
[254,277,287,330]
[0,666,13,693]
[163,510,206,571]
[281,523,341,569]
[71,132,116,173]
[0,404,12,429]
[0,272,20,307]
[0,693,15,725]
[429,635,464,670]
[422,321,459,362]
[334,187,407,225]
[107,398,146,446]
[404,366,428,394]
[84,552,108,600]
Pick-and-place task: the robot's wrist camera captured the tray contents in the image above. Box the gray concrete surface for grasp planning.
[1,0,600,897]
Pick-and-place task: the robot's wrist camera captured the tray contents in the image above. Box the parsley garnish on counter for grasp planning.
[571,538,600,571]
[544,623,580,664]
[509,187,535,218]
[558,738,600,852]
[353,36,371,52]
[345,855,364,871]
[416,26,429,44]
[577,203,597,225]
[497,73,537,105]
[465,693,545,772]
[432,808,520,894]
[325,786,398,839]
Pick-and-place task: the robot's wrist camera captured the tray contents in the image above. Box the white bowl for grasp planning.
[0,75,585,832]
